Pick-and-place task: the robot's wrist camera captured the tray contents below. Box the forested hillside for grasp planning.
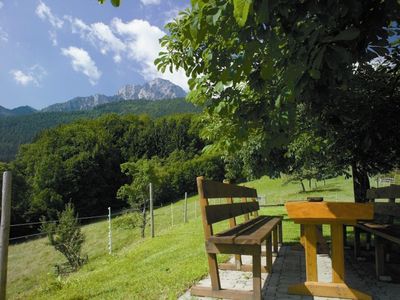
[0,98,199,161]
[0,113,224,238]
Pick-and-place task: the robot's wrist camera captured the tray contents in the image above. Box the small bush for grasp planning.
[113,212,142,230]
[41,203,87,275]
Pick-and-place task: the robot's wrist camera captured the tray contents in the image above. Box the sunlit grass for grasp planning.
[7,175,354,299]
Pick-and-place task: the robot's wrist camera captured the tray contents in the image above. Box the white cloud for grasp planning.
[61,46,102,85]
[65,16,188,90]
[112,18,188,90]
[36,1,63,47]
[140,0,160,5]
[49,30,57,46]
[10,65,47,86]
[36,1,63,29]
[0,27,8,43]
[65,16,126,63]
[0,2,4,9]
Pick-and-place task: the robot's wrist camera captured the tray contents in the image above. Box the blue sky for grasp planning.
[0,0,189,109]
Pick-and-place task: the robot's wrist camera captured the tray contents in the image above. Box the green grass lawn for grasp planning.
[7,175,355,299]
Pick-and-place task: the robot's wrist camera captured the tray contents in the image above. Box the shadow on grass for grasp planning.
[298,187,342,194]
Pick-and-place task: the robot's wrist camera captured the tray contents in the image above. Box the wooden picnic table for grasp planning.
[285,201,374,300]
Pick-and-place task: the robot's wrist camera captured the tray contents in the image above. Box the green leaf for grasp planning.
[332,27,360,41]
[233,0,253,27]
[111,0,120,7]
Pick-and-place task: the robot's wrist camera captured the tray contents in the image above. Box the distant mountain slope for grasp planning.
[42,78,187,113]
[42,94,121,112]
[117,78,186,100]
[0,98,200,162]
[0,105,37,116]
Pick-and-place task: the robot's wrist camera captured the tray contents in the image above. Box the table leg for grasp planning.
[304,224,318,281]
[331,223,345,283]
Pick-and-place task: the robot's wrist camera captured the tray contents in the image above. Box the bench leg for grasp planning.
[266,234,273,273]
[354,226,361,258]
[207,253,221,290]
[273,227,279,255]
[278,221,283,246]
[234,254,242,270]
[253,253,262,300]
[375,236,386,279]
[366,232,372,250]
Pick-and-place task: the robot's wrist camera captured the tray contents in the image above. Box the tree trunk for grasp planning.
[352,163,370,203]
[308,179,312,189]
[300,180,306,192]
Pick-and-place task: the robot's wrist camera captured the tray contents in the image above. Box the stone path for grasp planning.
[179,245,400,299]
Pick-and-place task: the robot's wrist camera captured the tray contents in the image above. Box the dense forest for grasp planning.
[0,113,225,237]
[0,98,199,161]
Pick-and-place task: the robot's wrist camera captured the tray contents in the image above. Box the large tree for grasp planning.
[152,0,400,201]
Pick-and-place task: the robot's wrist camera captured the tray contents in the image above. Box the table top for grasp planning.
[285,201,374,224]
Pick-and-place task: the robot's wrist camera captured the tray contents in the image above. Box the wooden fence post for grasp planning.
[108,207,112,254]
[0,171,12,300]
[184,192,188,223]
[149,183,154,238]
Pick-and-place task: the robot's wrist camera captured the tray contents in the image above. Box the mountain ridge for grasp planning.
[0,105,37,117]
[42,78,187,113]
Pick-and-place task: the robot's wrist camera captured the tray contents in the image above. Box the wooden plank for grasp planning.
[288,282,371,299]
[331,223,345,283]
[353,226,361,258]
[252,254,262,300]
[367,185,400,200]
[225,196,242,269]
[242,197,250,221]
[252,198,259,217]
[375,236,386,278]
[206,242,260,255]
[272,227,278,254]
[197,176,214,239]
[191,286,255,300]
[201,178,258,198]
[206,253,221,290]
[304,224,318,281]
[286,202,374,222]
[234,217,281,244]
[228,217,281,245]
[208,216,268,244]
[278,221,283,245]
[356,223,400,244]
[265,234,272,273]
[205,202,259,224]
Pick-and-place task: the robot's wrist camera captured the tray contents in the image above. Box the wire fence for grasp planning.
[7,194,298,255]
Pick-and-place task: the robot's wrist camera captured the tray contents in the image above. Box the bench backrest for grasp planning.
[367,185,400,202]
[367,185,400,223]
[197,176,259,239]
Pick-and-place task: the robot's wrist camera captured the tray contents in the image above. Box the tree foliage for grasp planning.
[8,113,225,237]
[156,0,400,201]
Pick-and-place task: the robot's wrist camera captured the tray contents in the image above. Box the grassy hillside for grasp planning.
[7,175,354,299]
[0,98,199,162]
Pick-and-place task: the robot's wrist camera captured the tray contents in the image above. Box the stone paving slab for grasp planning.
[179,245,400,300]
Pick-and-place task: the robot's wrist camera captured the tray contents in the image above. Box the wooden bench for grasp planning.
[190,177,282,300]
[353,185,400,280]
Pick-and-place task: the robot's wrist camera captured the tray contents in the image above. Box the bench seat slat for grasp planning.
[208,216,282,245]
[356,223,400,244]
